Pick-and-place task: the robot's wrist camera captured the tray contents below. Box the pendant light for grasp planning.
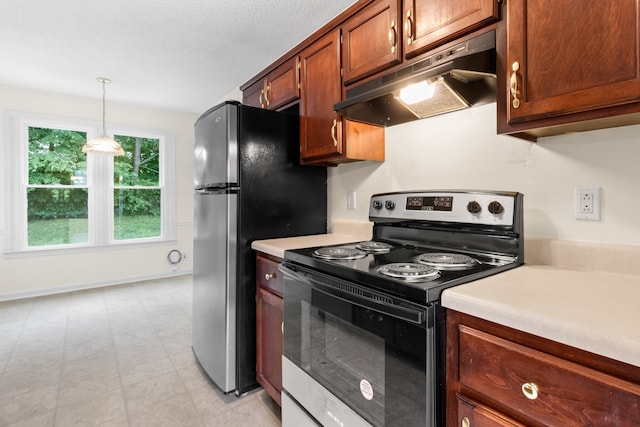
[82,77,124,156]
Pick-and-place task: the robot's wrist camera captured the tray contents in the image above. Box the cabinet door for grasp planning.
[256,287,283,406]
[403,0,499,58]
[506,0,640,125]
[265,56,300,110]
[299,29,344,162]
[342,0,402,85]
[243,57,299,110]
[243,79,266,109]
[457,395,525,427]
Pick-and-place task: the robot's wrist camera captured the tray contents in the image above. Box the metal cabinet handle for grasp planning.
[296,56,301,90]
[521,382,539,400]
[461,416,470,427]
[405,10,413,46]
[264,273,276,280]
[281,321,284,335]
[259,89,265,109]
[331,119,338,146]
[265,82,271,107]
[388,20,397,53]
[510,61,521,109]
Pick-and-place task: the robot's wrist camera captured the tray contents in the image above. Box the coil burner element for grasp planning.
[355,241,393,254]
[312,247,367,260]
[375,263,440,282]
[414,252,478,270]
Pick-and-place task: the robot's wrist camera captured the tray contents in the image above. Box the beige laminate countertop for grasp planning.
[254,230,640,369]
[442,264,640,368]
[251,220,372,259]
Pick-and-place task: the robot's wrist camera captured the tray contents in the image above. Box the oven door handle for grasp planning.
[279,264,426,325]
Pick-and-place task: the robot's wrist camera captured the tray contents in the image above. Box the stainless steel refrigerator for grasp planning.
[192,101,327,395]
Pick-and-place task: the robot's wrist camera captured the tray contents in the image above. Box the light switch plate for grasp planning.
[347,191,356,210]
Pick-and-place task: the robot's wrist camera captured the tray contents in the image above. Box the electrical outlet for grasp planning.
[575,187,600,220]
[347,191,356,210]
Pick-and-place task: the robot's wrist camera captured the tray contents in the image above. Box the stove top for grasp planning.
[284,190,524,304]
[285,241,519,303]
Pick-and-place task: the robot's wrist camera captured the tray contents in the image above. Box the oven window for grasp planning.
[284,282,428,427]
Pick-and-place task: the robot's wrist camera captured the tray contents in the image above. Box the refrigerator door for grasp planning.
[192,189,238,392]
[194,102,239,189]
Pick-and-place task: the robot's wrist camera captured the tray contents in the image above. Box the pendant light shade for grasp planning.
[82,77,124,156]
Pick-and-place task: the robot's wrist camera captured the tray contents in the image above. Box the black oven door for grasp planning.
[280,263,436,427]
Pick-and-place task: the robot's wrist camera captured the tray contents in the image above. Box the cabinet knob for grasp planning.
[521,382,539,400]
[461,416,470,427]
[388,20,397,54]
[510,61,521,109]
[265,273,276,280]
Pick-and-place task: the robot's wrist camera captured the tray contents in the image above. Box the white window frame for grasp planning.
[4,111,176,254]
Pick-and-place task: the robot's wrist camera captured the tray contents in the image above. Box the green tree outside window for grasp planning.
[113,135,161,240]
[27,127,163,246]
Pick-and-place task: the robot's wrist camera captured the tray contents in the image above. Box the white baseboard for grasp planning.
[0,270,193,302]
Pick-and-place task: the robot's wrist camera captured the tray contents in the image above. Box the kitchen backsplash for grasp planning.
[328,103,640,248]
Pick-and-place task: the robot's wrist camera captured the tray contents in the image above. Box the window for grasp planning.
[4,112,175,253]
[113,135,161,241]
[27,126,89,246]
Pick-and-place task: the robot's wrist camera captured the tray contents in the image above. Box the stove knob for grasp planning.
[372,200,383,210]
[488,201,504,215]
[385,200,395,210]
[467,201,482,214]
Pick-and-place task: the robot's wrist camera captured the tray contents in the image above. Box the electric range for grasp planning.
[280,190,524,427]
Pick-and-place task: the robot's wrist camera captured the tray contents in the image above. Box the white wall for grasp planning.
[328,103,640,246]
[4,84,639,298]
[0,84,198,299]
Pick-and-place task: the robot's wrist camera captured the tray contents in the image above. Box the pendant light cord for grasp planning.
[97,77,111,136]
[101,78,107,136]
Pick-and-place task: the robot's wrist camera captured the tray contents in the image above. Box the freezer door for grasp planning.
[192,190,238,392]
[194,102,238,188]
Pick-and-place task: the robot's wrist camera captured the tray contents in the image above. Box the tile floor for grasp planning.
[0,275,282,427]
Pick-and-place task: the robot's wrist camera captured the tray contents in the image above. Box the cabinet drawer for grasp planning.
[457,394,524,427]
[256,254,283,297]
[458,325,640,426]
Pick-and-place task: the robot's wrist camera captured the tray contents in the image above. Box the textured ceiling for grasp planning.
[0,0,356,114]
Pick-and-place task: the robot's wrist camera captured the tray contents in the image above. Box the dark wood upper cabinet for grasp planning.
[341,0,402,85]
[299,29,385,165]
[299,30,345,162]
[243,56,300,110]
[498,0,640,139]
[505,0,640,125]
[403,0,499,58]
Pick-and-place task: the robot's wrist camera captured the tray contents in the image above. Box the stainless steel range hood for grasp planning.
[334,30,496,127]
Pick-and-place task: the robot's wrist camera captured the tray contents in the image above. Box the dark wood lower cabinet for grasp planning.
[457,394,525,427]
[447,309,640,426]
[256,253,284,406]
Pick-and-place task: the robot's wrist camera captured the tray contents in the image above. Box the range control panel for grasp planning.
[369,190,521,227]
